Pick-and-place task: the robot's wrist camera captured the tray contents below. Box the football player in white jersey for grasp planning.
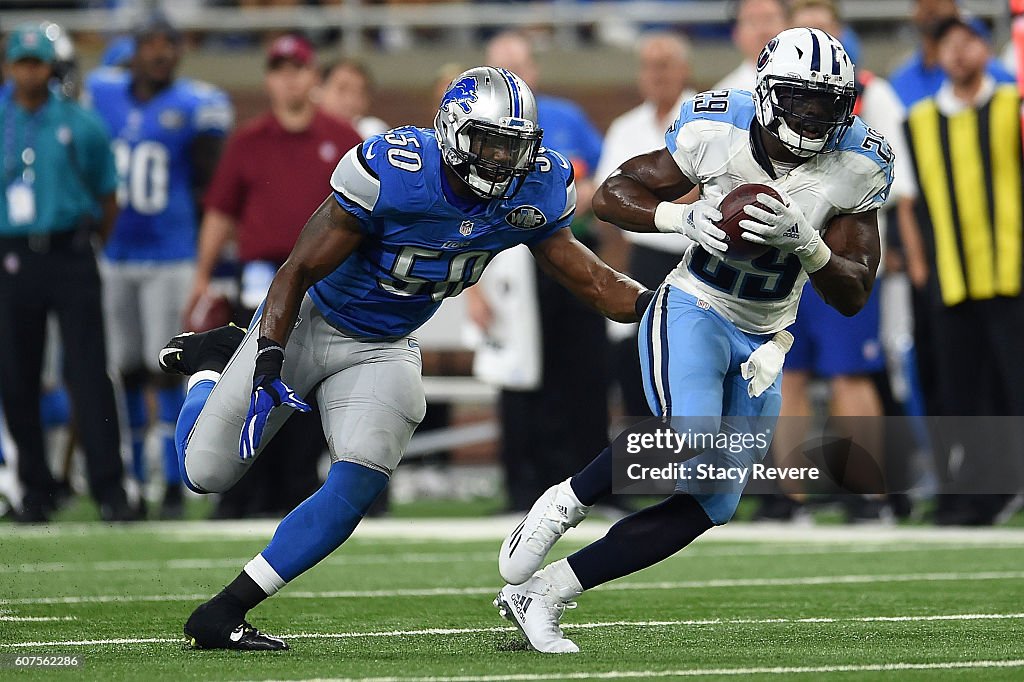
[495,28,894,653]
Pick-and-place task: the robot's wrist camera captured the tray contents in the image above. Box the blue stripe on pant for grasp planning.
[637,285,783,524]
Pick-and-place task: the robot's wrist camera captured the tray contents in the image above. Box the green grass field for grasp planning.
[2,516,1023,681]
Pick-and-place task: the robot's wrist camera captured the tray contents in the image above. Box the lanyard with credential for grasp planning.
[3,104,39,185]
[3,103,41,227]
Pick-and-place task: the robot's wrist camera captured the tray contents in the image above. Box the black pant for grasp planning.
[499,262,610,511]
[929,297,1024,509]
[0,235,125,510]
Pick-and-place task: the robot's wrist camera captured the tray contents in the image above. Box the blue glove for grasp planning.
[239,339,311,460]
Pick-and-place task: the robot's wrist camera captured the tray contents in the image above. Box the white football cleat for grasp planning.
[499,478,589,585]
[494,575,579,654]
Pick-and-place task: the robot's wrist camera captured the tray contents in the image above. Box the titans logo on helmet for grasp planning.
[441,76,479,114]
[756,37,779,72]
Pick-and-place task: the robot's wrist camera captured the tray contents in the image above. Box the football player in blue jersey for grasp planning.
[495,28,895,653]
[158,66,650,650]
[86,17,233,519]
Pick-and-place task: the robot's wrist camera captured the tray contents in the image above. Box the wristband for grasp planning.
[770,330,794,353]
[630,288,655,317]
[796,234,832,274]
[653,201,686,233]
[635,289,656,318]
[254,336,285,378]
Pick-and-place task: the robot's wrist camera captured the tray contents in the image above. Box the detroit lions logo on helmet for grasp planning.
[441,76,479,115]
[505,206,547,230]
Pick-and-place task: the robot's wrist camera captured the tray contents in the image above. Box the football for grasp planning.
[717,183,784,261]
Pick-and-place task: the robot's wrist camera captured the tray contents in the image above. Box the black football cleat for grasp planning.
[159,324,245,376]
[183,598,289,651]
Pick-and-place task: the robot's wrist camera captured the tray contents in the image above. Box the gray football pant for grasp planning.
[181,295,426,493]
[100,259,194,374]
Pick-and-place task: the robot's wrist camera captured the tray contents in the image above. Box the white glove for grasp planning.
[740,330,794,398]
[738,190,832,273]
[654,199,728,259]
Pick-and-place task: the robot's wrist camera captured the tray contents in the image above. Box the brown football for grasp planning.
[716,183,783,261]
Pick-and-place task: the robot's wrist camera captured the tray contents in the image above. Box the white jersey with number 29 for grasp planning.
[662,89,894,335]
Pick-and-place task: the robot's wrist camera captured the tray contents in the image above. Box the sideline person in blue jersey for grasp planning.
[158,67,651,650]
[86,16,232,519]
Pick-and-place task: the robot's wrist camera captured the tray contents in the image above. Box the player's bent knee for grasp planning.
[180,442,246,494]
[695,493,742,526]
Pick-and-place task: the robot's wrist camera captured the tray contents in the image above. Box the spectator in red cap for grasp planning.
[186,33,362,518]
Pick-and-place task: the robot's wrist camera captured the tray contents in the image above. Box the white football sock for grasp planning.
[187,370,221,393]
[243,554,286,597]
[540,558,584,600]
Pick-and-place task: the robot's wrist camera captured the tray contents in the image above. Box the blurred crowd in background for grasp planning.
[0,0,1022,527]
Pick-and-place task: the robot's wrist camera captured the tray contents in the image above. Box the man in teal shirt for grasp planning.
[0,23,134,523]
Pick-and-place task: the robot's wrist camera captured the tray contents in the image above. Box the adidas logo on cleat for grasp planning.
[510,593,533,618]
[229,626,245,642]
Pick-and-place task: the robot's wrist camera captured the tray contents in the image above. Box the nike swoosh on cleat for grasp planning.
[158,348,181,365]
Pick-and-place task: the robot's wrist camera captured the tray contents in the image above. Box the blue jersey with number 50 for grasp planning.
[317,126,576,339]
[85,68,233,262]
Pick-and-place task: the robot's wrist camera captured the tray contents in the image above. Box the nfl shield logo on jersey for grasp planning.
[460,220,474,236]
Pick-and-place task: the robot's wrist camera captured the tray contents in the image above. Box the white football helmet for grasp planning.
[434,66,543,199]
[753,28,856,157]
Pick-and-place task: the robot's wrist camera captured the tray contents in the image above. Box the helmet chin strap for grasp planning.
[775,119,826,158]
[466,164,512,198]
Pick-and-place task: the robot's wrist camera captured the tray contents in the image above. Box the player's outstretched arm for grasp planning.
[530,228,647,323]
[592,149,696,233]
[807,210,881,317]
[260,196,364,346]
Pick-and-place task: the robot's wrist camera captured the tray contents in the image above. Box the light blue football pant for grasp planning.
[638,284,783,524]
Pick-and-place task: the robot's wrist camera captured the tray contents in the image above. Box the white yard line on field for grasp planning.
[4,541,1022,575]
[251,659,1024,682]
[3,569,1024,607]
[3,612,1024,649]
[5,518,1024,545]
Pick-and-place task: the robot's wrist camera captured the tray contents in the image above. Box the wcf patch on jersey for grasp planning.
[504,206,547,230]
